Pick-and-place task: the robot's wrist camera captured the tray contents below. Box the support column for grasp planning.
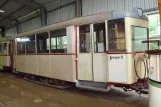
[15,20,19,34]
[75,0,82,17]
[40,7,47,27]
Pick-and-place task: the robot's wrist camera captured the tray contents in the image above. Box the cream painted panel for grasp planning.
[93,53,107,82]
[26,55,37,75]
[3,56,10,66]
[149,55,160,81]
[16,55,26,73]
[126,54,133,84]
[51,55,76,82]
[0,56,3,66]
[67,26,75,53]
[37,55,50,77]
[78,54,93,81]
[108,54,127,83]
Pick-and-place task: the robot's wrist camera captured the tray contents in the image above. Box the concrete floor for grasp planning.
[0,72,148,107]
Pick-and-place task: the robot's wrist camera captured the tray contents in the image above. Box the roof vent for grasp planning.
[132,7,143,17]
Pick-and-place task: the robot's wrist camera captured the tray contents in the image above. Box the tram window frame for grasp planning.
[3,43,7,55]
[0,43,2,54]
[36,32,50,54]
[16,37,26,54]
[108,19,126,52]
[26,35,36,54]
[93,23,106,53]
[132,26,148,52]
[50,28,67,53]
[79,25,91,53]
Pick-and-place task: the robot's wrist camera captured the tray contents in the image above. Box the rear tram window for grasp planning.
[50,28,67,53]
[79,25,90,53]
[94,23,106,52]
[26,35,36,54]
[132,26,148,52]
[108,19,126,52]
[3,43,7,54]
[16,37,26,54]
[36,32,49,53]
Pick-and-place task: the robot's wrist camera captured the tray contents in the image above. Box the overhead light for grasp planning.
[0,10,5,13]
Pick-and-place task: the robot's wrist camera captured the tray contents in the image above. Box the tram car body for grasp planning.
[0,37,14,70]
[11,10,149,91]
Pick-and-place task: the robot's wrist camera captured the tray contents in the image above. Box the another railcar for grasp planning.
[0,37,14,71]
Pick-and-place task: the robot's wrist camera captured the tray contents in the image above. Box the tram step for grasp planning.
[76,80,111,92]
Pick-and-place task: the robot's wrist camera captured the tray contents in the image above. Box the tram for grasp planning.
[12,8,149,92]
[0,8,149,93]
[0,37,14,71]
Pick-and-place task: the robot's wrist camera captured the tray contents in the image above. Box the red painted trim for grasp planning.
[16,53,75,55]
[107,78,148,86]
[74,26,78,80]
[106,51,145,54]
[107,82,135,86]
[10,40,14,69]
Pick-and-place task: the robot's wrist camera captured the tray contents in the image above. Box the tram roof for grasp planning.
[16,11,148,38]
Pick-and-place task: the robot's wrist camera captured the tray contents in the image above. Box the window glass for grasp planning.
[79,25,90,53]
[57,36,67,49]
[94,23,106,52]
[132,26,148,51]
[16,37,26,54]
[147,13,160,50]
[26,35,35,54]
[0,43,2,54]
[50,28,67,53]
[108,19,126,52]
[51,38,56,49]
[148,14,160,36]
[36,32,49,53]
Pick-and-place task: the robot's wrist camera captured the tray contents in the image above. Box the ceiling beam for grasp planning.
[0,0,10,8]
[12,0,43,8]
[0,5,25,22]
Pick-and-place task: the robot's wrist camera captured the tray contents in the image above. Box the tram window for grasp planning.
[132,26,148,51]
[57,36,67,49]
[26,35,35,54]
[16,37,26,54]
[94,23,106,52]
[51,37,56,50]
[50,28,67,53]
[79,25,90,53]
[108,19,126,52]
[36,32,49,53]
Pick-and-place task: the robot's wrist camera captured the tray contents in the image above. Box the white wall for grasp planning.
[82,0,158,16]
[47,4,75,25]
[19,17,41,33]
[5,27,17,37]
